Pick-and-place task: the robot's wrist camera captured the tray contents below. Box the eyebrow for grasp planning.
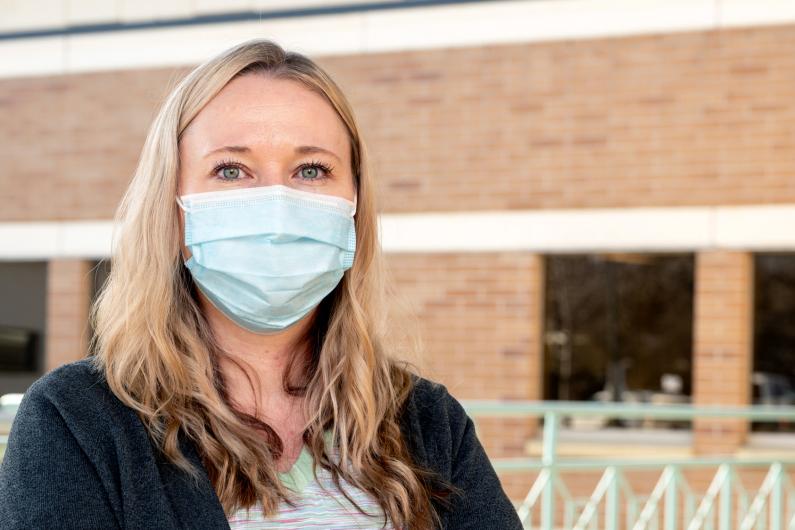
[203,144,341,162]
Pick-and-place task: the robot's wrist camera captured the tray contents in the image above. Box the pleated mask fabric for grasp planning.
[177,184,357,333]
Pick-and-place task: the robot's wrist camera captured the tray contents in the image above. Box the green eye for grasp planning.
[211,160,246,181]
[301,167,318,180]
[221,167,240,180]
[297,161,333,181]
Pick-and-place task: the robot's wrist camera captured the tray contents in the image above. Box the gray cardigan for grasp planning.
[0,358,522,529]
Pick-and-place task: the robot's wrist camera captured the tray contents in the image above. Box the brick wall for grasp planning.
[1,24,795,221]
[45,259,93,372]
[384,252,545,498]
[385,252,544,400]
[330,25,795,212]
[692,250,755,454]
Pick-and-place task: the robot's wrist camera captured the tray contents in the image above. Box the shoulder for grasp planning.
[404,374,467,426]
[1,359,222,529]
[24,357,107,402]
[18,357,118,424]
[403,374,461,425]
[405,373,449,407]
[400,374,524,529]
[0,358,131,528]
[11,357,144,456]
[400,374,471,476]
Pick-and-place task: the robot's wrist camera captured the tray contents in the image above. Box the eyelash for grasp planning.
[211,158,335,182]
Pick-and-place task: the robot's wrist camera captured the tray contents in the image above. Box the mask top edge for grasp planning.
[179,184,356,216]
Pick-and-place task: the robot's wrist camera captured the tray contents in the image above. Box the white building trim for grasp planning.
[1,0,794,78]
[1,203,794,260]
[0,221,115,260]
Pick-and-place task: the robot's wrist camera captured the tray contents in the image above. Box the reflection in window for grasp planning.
[753,253,795,432]
[544,254,694,424]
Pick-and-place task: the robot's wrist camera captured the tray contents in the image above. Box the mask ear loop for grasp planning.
[175,197,191,264]
[351,194,358,217]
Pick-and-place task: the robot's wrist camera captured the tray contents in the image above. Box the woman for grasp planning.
[0,39,522,529]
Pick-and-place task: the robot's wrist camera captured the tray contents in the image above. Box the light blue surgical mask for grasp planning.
[176,184,357,334]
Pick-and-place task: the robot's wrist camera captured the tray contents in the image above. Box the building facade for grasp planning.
[1,0,795,501]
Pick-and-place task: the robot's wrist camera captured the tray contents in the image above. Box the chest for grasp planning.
[273,439,304,473]
[227,460,395,529]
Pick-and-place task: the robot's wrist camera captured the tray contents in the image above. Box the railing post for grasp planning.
[719,464,733,530]
[770,462,783,530]
[541,411,558,530]
[665,467,679,530]
[606,467,620,530]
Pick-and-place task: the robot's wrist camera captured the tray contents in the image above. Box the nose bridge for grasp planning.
[257,158,290,186]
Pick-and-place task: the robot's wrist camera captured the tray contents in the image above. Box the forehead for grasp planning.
[180,74,349,158]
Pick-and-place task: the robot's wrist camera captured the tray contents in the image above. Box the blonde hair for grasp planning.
[89,38,456,528]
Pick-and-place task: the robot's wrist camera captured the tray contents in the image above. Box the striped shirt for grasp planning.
[227,430,395,529]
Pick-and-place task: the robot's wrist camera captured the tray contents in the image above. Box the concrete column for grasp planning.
[45,259,93,372]
[692,251,754,454]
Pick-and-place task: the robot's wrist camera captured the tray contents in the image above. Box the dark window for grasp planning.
[544,254,694,415]
[0,262,47,393]
[0,325,38,372]
[753,253,795,432]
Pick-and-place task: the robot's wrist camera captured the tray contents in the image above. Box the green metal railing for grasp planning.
[461,400,795,530]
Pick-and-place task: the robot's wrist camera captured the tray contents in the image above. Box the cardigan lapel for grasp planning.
[156,432,231,530]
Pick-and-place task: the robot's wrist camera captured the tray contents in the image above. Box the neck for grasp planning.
[199,291,316,415]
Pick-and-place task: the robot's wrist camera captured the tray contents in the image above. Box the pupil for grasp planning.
[223,167,239,179]
[303,167,317,179]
